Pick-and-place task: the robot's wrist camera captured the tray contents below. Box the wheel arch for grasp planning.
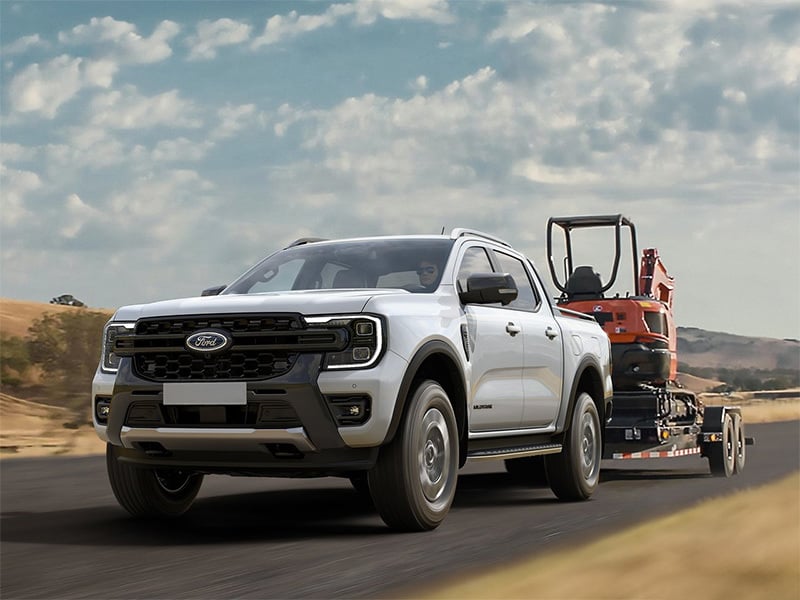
[384,340,469,467]
[559,358,608,438]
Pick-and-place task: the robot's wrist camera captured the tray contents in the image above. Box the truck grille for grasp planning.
[115,314,346,382]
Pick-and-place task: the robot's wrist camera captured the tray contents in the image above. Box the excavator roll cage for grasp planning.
[547,214,638,298]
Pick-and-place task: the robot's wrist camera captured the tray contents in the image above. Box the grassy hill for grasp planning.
[678,326,800,371]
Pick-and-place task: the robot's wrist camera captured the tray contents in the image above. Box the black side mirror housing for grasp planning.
[201,285,226,297]
[459,273,518,306]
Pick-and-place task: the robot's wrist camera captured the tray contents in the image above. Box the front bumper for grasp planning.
[91,353,392,473]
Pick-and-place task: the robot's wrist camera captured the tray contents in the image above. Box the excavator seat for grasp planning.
[566,266,603,300]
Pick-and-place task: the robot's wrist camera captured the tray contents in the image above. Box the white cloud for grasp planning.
[152,137,214,162]
[351,0,454,25]
[1,142,38,163]
[2,33,48,55]
[89,87,202,129]
[45,127,127,169]
[58,17,180,64]
[252,0,453,48]
[187,18,252,60]
[61,193,101,238]
[211,103,258,140]
[7,55,113,118]
[411,75,428,92]
[0,164,42,227]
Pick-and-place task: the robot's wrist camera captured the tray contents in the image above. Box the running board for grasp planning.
[467,442,562,461]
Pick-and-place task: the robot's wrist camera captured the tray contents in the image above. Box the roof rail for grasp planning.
[284,237,327,249]
[449,228,511,247]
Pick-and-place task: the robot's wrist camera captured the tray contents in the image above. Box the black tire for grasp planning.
[733,413,746,474]
[106,444,203,517]
[708,413,735,477]
[505,456,548,486]
[545,392,601,501]
[368,380,459,531]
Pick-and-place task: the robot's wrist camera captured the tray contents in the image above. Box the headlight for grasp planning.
[100,321,135,373]
[305,315,384,370]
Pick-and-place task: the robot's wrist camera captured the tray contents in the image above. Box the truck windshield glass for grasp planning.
[224,239,455,294]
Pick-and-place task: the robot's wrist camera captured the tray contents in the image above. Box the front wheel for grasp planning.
[106,444,204,517]
[368,380,459,531]
[545,392,602,501]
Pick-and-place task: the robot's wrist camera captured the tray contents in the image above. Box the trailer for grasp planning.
[546,215,754,476]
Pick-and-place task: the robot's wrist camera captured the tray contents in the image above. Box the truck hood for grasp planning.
[112,289,404,321]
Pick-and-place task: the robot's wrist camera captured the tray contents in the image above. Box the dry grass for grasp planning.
[701,393,800,424]
[417,472,800,600]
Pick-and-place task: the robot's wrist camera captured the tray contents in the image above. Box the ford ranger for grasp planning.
[93,229,612,531]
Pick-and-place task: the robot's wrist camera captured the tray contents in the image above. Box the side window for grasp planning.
[456,246,494,292]
[494,251,540,311]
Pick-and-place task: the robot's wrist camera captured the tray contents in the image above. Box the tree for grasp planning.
[0,335,32,387]
[27,310,109,411]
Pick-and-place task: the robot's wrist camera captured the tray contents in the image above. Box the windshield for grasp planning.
[224,238,455,295]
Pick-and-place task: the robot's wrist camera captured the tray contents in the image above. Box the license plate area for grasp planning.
[163,382,247,406]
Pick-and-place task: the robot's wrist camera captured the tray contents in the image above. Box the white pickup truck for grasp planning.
[93,229,612,531]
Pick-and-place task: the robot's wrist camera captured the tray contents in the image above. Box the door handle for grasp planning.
[545,326,558,340]
[506,322,521,336]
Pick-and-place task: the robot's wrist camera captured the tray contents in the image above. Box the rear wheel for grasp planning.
[106,444,203,517]
[545,392,601,501]
[368,381,458,531]
[708,413,735,477]
[732,414,746,474]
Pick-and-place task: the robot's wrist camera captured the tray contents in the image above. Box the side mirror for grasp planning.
[459,273,518,306]
[201,285,226,297]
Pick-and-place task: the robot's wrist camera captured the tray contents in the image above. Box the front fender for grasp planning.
[382,339,467,447]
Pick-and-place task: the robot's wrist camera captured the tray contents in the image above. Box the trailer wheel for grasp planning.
[545,392,601,501]
[708,413,735,477]
[732,413,746,474]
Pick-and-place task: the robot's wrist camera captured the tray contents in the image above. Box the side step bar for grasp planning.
[468,442,562,461]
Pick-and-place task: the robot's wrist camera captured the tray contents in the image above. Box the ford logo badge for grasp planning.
[185,330,231,353]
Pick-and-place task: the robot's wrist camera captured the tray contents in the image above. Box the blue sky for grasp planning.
[1,0,798,340]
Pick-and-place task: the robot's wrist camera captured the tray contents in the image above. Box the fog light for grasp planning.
[352,347,371,361]
[348,405,361,416]
[95,397,111,424]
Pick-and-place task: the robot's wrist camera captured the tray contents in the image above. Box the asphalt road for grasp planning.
[2,421,798,599]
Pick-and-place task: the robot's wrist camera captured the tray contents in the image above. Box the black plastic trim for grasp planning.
[383,340,466,445]
[556,356,610,434]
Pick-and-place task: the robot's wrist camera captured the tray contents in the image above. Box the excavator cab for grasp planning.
[546,215,676,390]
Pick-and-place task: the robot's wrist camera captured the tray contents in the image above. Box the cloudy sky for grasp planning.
[1,1,798,340]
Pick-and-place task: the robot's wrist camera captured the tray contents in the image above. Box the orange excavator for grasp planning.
[546,215,751,476]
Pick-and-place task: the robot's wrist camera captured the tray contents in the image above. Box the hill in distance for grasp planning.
[677,326,800,371]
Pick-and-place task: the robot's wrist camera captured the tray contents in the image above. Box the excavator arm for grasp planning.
[639,248,675,309]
